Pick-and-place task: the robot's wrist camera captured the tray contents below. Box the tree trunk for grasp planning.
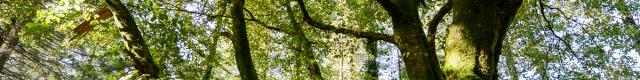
[284,2,324,80]
[443,0,521,79]
[203,1,229,80]
[376,0,443,79]
[230,0,258,79]
[365,40,379,80]
[104,0,160,78]
[0,18,20,72]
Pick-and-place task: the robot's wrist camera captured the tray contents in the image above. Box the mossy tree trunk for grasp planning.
[105,0,160,78]
[230,0,259,79]
[443,0,521,79]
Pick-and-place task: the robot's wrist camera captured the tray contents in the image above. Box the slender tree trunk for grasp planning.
[375,0,443,79]
[203,1,228,80]
[284,2,324,80]
[365,40,379,80]
[506,52,519,80]
[443,0,521,79]
[104,0,160,78]
[230,0,258,79]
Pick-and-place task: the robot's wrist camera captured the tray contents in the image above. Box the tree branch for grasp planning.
[160,7,289,36]
[243,8,285,33]
[538,0,576,54]
[296,0,395,43]
[426,1,452,54]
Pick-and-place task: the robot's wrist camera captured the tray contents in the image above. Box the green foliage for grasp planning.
[1,0,639,79]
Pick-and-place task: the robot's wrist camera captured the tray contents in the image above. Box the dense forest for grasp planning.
[0,0,638,79]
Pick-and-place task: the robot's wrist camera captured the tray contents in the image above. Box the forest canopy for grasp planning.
[0,0,638,79]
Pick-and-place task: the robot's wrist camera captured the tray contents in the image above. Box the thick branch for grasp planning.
[105,0,159,78]
[296,0,395,43]
[426,0,452,55]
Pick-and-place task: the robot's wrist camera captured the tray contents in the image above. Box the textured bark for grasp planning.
[376,0,443,79]
[105,0,160,78]
[230,0,258,79]
[443,0,521,79]
[284,2,324,80]
[0,18,19,72]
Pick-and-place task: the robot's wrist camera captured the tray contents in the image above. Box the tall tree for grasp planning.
[296,0,441,79]
[230,0,258,79]
[104,0,160,78]
[296,0,522,79]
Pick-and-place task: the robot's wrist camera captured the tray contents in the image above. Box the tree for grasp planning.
[104,0,160,78]
[284,1,324,79]
[230,0,259,79]
[2,0,639,79]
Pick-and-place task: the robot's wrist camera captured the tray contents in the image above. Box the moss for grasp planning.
[444,24,481,79]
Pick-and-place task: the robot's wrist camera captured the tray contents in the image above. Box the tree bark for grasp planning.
[230,0,258,79]
[104,0,160,78]
[0,18,20,73]
[375,0,443,79]
[443,0,521,79]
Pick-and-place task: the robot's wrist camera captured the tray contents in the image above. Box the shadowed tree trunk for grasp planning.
[104,0,160,78]
[375,0,443,79]
[230,0,258,79]
[365,40,379,80]
[443,0,521,79]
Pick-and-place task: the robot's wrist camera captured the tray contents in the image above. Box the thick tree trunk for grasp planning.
[230,0,258,79]
[104,0,160,78]
[443,0,521,79]
[376,0,443,79]
[284,2,324,80]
